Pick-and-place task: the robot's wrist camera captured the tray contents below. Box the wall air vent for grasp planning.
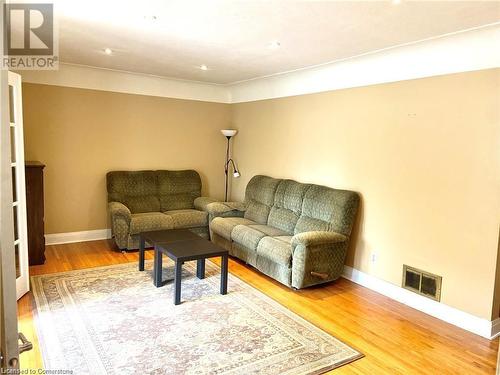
[402,265,442,302]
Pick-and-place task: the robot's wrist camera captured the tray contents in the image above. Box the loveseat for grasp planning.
[207,175,359,289]
[107,170,216,250]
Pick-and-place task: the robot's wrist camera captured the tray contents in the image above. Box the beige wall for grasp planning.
[22,70,500,320]
[22,83,231,234]
[230,69,500,320]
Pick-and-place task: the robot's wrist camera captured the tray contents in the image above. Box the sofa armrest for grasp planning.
[194,196,219,212]
[291,231,347,248]
[291,231,349,289]
[108,201,131,225]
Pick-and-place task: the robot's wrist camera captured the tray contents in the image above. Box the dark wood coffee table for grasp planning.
[138,229,199,272]
[138,229,229,305]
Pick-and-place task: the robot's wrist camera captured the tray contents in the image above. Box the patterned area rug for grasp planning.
[31,260,362,374]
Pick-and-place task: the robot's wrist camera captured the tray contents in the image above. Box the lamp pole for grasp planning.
[221,129,239,202]
[224,136,231,202]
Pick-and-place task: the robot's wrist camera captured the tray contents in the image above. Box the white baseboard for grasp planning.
[490,318,500,339]
[45,229,112,245]
[42,230,498,339]
[342,266,498,340]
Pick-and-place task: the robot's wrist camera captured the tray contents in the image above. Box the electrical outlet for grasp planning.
[370,252,378,263]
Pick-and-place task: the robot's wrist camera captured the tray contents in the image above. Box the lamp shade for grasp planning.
[221,129,237,137]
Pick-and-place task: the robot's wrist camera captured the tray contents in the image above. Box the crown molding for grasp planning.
[229,24,500,103]
[18,24,500,103]
[18,63,232,103]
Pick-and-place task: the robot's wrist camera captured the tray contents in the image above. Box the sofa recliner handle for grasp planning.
[310,271,329,279]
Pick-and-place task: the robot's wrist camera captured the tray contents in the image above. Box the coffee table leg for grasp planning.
[174,260,182,305]
[153,245,162,287]
[139,236,145,271]
[196,259,205,279]
[221,254,228,295]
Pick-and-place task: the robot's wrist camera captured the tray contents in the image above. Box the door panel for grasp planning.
[1,67,20,369]
[8,72,28,300]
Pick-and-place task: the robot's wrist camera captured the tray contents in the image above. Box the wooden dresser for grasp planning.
[25,161,45,265]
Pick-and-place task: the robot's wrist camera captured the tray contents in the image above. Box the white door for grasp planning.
[1,67,21,370]
[8,71,29,300]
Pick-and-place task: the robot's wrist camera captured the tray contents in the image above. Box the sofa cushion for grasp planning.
[275,235,293,244]
[107,171,160,213]
[129,212,174,235]
[244,175,281,224]
[164,209,208,229]
[210,217,257,240]
[294,216,330,234]
[257,236,293,266]
[232,225,288,251]
[268,180,310,234]
[124,196,161,214]
[231,225,265,251]
[157,170,201,211]
[249,225,288,237]
[294,185,359,236]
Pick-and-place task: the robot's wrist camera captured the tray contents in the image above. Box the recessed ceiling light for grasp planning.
[269,41,281,49]
[103,48,113,55]
[392,0,401,4]
[200,64,208,71]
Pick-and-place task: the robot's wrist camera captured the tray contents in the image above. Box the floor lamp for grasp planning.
[221,129,240,202]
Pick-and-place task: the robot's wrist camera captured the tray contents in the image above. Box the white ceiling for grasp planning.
[55,0,500,84]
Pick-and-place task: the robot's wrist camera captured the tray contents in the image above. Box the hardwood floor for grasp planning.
[17,239,498,374]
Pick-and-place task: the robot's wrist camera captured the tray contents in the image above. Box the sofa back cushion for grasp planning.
[107,171,160,213]
[157,170,201,211]
[268,180,310,234]
[294,185,359,237]
[244,175,281,224]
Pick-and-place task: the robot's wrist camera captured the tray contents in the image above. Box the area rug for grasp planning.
[31,260,362,374]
